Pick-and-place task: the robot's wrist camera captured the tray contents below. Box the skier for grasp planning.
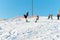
[48,14,53,19]
[24,12,29,22]
[35,16,39,23]
[57,13,60,20]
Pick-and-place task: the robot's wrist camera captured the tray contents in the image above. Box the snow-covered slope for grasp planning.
[0,16,60,40]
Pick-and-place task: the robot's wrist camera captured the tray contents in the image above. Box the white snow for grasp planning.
[0,16,60,40]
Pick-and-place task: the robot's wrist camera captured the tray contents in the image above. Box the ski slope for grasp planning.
[0,16,60,40]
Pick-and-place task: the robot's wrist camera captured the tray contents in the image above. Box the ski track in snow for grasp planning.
[0,17,60,40]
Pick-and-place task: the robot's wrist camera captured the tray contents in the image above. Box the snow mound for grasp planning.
[0,16,60,40]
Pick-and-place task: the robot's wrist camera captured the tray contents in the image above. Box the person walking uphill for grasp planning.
[48,14,53,19]
[57,13,60,20]
[35,16,39,23]
[24,12,29,22]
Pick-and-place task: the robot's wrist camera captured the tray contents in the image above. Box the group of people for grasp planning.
[24,12,39,23]
[24,12,60,22]
[48,13,60,20]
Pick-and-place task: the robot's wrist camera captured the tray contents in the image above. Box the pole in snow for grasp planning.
[32,0,33,17]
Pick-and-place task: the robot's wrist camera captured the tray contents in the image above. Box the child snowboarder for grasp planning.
[35,16,39,23]
[48,14,53,19]
[24,12,29,22]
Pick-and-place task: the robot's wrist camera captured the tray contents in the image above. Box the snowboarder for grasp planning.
[35,16,39,23]
[57,13,60,20]
[24,12,29,22]
[48,14,53,19]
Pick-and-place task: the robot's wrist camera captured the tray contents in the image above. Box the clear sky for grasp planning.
[0,0,60,19]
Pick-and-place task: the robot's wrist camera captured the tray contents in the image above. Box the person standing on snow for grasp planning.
[24,12,29,22]
[35,16,39,23]
[48,14,53,19]
[57,13,60,20]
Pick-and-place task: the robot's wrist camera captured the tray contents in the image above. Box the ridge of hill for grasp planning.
[0,16,60,40]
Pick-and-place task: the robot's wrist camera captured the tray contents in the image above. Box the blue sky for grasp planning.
[0,0,60,19]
